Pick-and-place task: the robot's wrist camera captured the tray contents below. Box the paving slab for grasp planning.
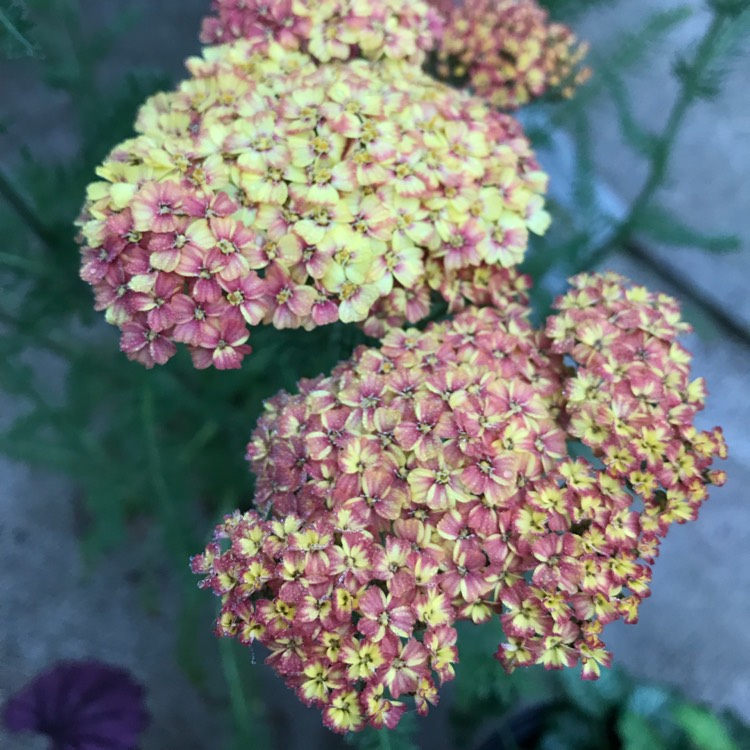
[0,457,227,749]
[576,0,750,327]
[561,6,750,716]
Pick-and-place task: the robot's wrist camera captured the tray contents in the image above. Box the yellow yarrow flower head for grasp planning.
[78,31,549,369]
[200,0,444,66]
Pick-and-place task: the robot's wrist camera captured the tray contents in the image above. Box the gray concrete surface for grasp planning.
[1,1,749,747]
[577,0,750,722]
[578,0,750,327]
[0,460,228,750]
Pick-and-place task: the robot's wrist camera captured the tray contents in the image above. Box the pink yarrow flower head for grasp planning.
[545,271,727,539]
[193,272,726,731]
[429,0,590,110]
[78,25,549,369]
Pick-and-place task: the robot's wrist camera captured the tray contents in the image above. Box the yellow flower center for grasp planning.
[217,238,237,255]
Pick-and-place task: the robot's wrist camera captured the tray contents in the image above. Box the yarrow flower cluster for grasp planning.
[200,0,443,66]
[431,0,590,109]
[546,273,727,550]
[78,7,549,368]
[74,0,729,739]
[191,272,726,732]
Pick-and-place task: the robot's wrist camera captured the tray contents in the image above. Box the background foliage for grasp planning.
[1,0,748,748]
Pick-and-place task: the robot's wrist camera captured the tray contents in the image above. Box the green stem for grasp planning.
[219,638,266,750]
[378,729,393,750]
[0,7,35,56]
[620,11,728,232]
[141,383,188,556]
[587,8,730,267]
[0,168,58,252]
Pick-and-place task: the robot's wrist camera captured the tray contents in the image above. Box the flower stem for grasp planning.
[378,729,393,750]
[141,383,188,557]
[219,637,271,750]
[219,638,253,746]
[617,10,728,238]
[0,167,58,253]
[0,7,36,56]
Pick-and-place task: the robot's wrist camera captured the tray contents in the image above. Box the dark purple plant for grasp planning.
[3,660,149,750]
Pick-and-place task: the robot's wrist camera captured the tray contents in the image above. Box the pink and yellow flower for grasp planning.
[193,275,726,732]
[78,20,548,368]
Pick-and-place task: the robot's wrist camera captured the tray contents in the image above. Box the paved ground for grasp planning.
[578,0,750,329]
[575,0,750,721]
[1,1,748,747]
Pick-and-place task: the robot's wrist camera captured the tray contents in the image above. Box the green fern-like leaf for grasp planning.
[595,64,660,158]
[672,6,750,101]
[568,5,693,108]
[633,204,740,252]
[606,6,694,71]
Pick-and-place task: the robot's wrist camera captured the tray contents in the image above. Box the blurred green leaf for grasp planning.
[539,709,608,750]
[537,0,619,21]
[619,712,668,750]
[708,0,750,16]
[673,704,740,750]
[558,666,630,719]
[720,709,750,748]
[679,298,723,343]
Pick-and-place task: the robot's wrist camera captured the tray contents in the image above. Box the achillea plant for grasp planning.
[76,0,549,369]
[192,271,726,732]
[67,0,729,738]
